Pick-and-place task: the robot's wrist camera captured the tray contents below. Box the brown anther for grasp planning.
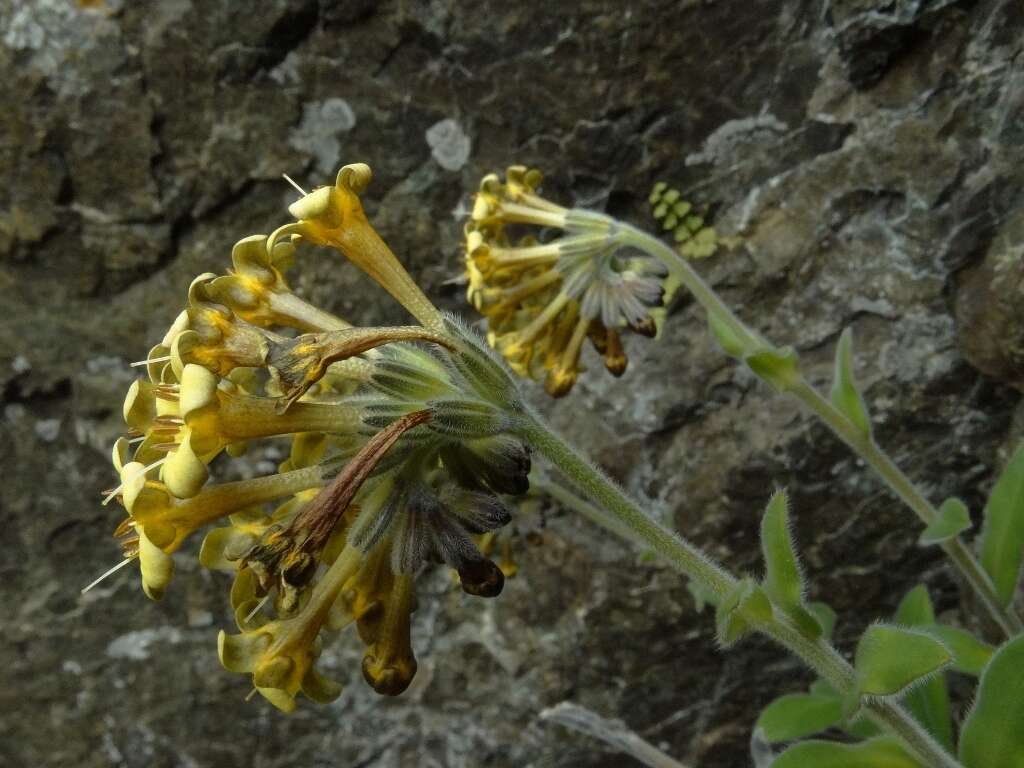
[458,557,505,598]
[629,316,657,338]
[587,322,609,355]
[603,330,627,376]
[544,368,576,398]
[361,656,417,696]
[525,531,545,546]
[121,543,140,559]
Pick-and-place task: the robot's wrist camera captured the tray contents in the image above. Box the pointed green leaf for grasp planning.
[759,490,821,639]
[760,490,804,609]
[788,604,826,640]
[959,634,1024,768]
[918,498,971,546]
[746,346,801,392]
[894,586,935,625]
[829,328,872,438]
[854,623,952,698]
[893,587,953,751]
[756,693,843,742]
[770,737,922,768]
[978,441,1024,607]
[716,578,773,647]
[922,624,994,677]
[801,681,881,738]
[807,601,837,640]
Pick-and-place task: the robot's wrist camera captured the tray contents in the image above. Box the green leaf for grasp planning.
[922,624,994,677]
[716,578,773,647]
[758,490,821,639]
[746,346,802,392]
[760,490,804,609]
[854,623,952,698]
[918,497,971,546]
[978,441,1024,607]
[788,605,827,640]
[829,328,872,439]
[756,693,843,742]
[894,586,935,625]
[769,737,922,768]
[807,601,837,639]
[959,634,1024,768]
[809,679,839,698]
[893,587,953,751]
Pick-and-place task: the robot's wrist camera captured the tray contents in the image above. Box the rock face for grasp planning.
[2,1,1023,766]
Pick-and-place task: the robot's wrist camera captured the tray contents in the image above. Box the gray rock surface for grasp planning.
[2,1,1023,766]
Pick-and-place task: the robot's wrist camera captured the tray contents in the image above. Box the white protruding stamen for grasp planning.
[282,173,308,196]
[245,688,259,702]
[101,456,168,506]
[81,556,136,594]
[131,355,171,367]
[127,436,146,444]
[244,594,271,624]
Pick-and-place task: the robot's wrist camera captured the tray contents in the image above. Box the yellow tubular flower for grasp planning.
[118,363,361,499]
[206,234,352,333]
[270,164,443,331]
[169,274,271,378]
[218,545,364,712]
[465,166,673,396]
[100,163,538,713]
[114,456,327,600]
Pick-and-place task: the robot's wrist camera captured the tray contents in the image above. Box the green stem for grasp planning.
[517,414,735,599]
[531,477,638,543]
[517,412,963,768]
[791,381,1022,638]
[620,222,1021,638]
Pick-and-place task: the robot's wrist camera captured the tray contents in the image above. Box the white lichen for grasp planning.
[34,418,61,442]
[105,627,185,661]
[426,118,471,172]
[288,98,358,175]
[686,115,789,167]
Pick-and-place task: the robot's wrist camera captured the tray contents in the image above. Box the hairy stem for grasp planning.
[516,412,964,768]
[517,414,735,599]
[790,380,1022,637]
[620,222,1021,637]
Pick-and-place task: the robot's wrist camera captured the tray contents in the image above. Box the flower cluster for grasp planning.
[98,164,533,711]
[464,166,673,396]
